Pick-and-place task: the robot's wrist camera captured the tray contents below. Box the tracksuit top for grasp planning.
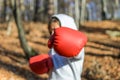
[48,14,85,80]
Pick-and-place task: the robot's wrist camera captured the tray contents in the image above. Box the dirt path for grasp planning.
[81,20,120,80]
[0,21,120,80]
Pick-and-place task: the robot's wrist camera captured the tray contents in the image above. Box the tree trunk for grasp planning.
[12,0,38,60]
[3,0,7,22]
[53,0,58,14]
[48,0,54,17]
[6,19,12,36]
[75,0,80,28]
[113,0,120,19]
[115,0,119,7]
[39,0,45,21]
[6,1,13,36]
[33,0,37,21]
[101,0,108,20]
[29,0,35,21]
[80,0,86,25]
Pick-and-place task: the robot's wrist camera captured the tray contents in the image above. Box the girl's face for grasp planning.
[48,18,60,35]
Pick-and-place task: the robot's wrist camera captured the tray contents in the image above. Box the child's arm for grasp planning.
[29,54,53,74]
[49,27,87,58]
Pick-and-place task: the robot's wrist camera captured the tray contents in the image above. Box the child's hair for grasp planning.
[48,17,61,34]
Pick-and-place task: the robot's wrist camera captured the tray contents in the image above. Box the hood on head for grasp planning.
[52,14,78,30]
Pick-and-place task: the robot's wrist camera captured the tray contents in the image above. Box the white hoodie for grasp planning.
[48,14,84,80]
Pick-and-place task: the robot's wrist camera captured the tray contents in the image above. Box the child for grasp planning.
[29,14,87,80]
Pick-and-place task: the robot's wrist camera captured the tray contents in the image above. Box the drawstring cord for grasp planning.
[67,59,77,80]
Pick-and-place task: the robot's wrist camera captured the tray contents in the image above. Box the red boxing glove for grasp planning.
[29,54,53,74]
[48,34,54,48]
[53,27,87,57]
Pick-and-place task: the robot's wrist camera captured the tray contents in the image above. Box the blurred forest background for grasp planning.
[0,0,120,80]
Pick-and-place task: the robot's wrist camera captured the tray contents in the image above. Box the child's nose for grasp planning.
[52,26,57,30]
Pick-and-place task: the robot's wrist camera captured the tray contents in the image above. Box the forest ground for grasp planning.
[0,20,120,80]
